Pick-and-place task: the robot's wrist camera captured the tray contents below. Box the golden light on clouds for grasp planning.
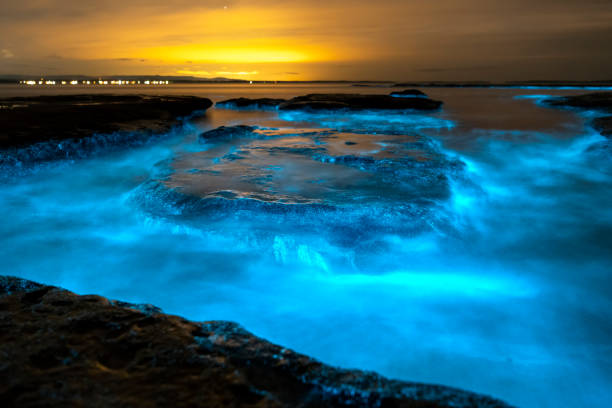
[176,70,259,77]
[1,0,611,80]
[143,43,322,64]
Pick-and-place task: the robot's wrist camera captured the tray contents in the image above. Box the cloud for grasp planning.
[1,49,14,58]
[1,0,611,80]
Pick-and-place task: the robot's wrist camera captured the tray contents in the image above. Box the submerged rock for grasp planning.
[390,89,428,98]
[0,275,513,408]
[278,93,442,112]
[134,125,466,245]
[216,97,287,110]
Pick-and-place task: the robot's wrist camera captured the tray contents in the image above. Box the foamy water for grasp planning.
[1,84,610,407]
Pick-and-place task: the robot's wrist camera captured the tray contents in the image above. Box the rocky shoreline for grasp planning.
[0,94,213,173]
[0,95,213,149]
[543,92,612,137]
[216,91,442,111]
[0,276,513,407]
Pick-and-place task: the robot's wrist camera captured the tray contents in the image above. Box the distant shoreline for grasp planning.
[1,75,612,88]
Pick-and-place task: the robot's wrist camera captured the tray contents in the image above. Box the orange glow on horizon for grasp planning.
[142,43,324,64]
[3,1,609,81]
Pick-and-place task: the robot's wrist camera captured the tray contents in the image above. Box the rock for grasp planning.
[198,125,259,143]
[593,116,612,137]
[278,94,442,112]
[390,89,427,98]
[0,94,212,150]
[216,97,287,110]
[134,126,466,245]
[0,275,514,408]
[543,92,612,111]
[543,93,612,137]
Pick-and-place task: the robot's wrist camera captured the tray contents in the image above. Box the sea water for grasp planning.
[0,84,610,407]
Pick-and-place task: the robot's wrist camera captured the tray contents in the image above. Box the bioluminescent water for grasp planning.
[1,84,611,408]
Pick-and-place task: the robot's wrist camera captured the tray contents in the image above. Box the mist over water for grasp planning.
[1,85,611,407]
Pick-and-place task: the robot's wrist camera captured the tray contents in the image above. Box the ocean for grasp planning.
[1,83,610,407]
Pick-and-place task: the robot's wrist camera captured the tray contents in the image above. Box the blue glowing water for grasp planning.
[0,84,611,408]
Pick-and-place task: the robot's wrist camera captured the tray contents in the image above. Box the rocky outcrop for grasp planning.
[389,90,427,98]
[0,95,212,173]
[198,125,259,142]
[150,125,464,241]
[0,275,513,408]
[278,94,442,112]
[543,92,612,137]
[593,116,612,137]
[0,95,213,149]
[216,97,287,110]
[543,92,612,110]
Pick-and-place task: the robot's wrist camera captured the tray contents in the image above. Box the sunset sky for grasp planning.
[1,0,611,81]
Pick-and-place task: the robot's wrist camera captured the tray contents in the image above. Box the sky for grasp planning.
[1,0,612,81]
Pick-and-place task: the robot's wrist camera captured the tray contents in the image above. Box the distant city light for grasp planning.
[19,78,171,86]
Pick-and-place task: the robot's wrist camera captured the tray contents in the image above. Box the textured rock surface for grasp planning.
[0,275,514,408]
[140,125,464,243]
[278,94,442,111]
[199,125,259,142]
[0,94,213,149]
[543,92,612,137]
[216,97,287,110]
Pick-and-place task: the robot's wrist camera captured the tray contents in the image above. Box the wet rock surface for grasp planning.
[0,275,514,408]
[389,90,427,98]
[0,94,213,149]
[216,97,287,110]
[134,124,464,241]
[543,92,612,111]
[593,116,612,137]
[278,94,442,112]
[543,92,612,137]
[199,125,260,142]
[0,95,212,172]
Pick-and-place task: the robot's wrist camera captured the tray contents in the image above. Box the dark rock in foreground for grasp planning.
[390,89,427,98]
[279,94,442,112]
[216,97,287,110]
[543,92,612,137]
[0,94,212,149]
[0,275,513,408]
